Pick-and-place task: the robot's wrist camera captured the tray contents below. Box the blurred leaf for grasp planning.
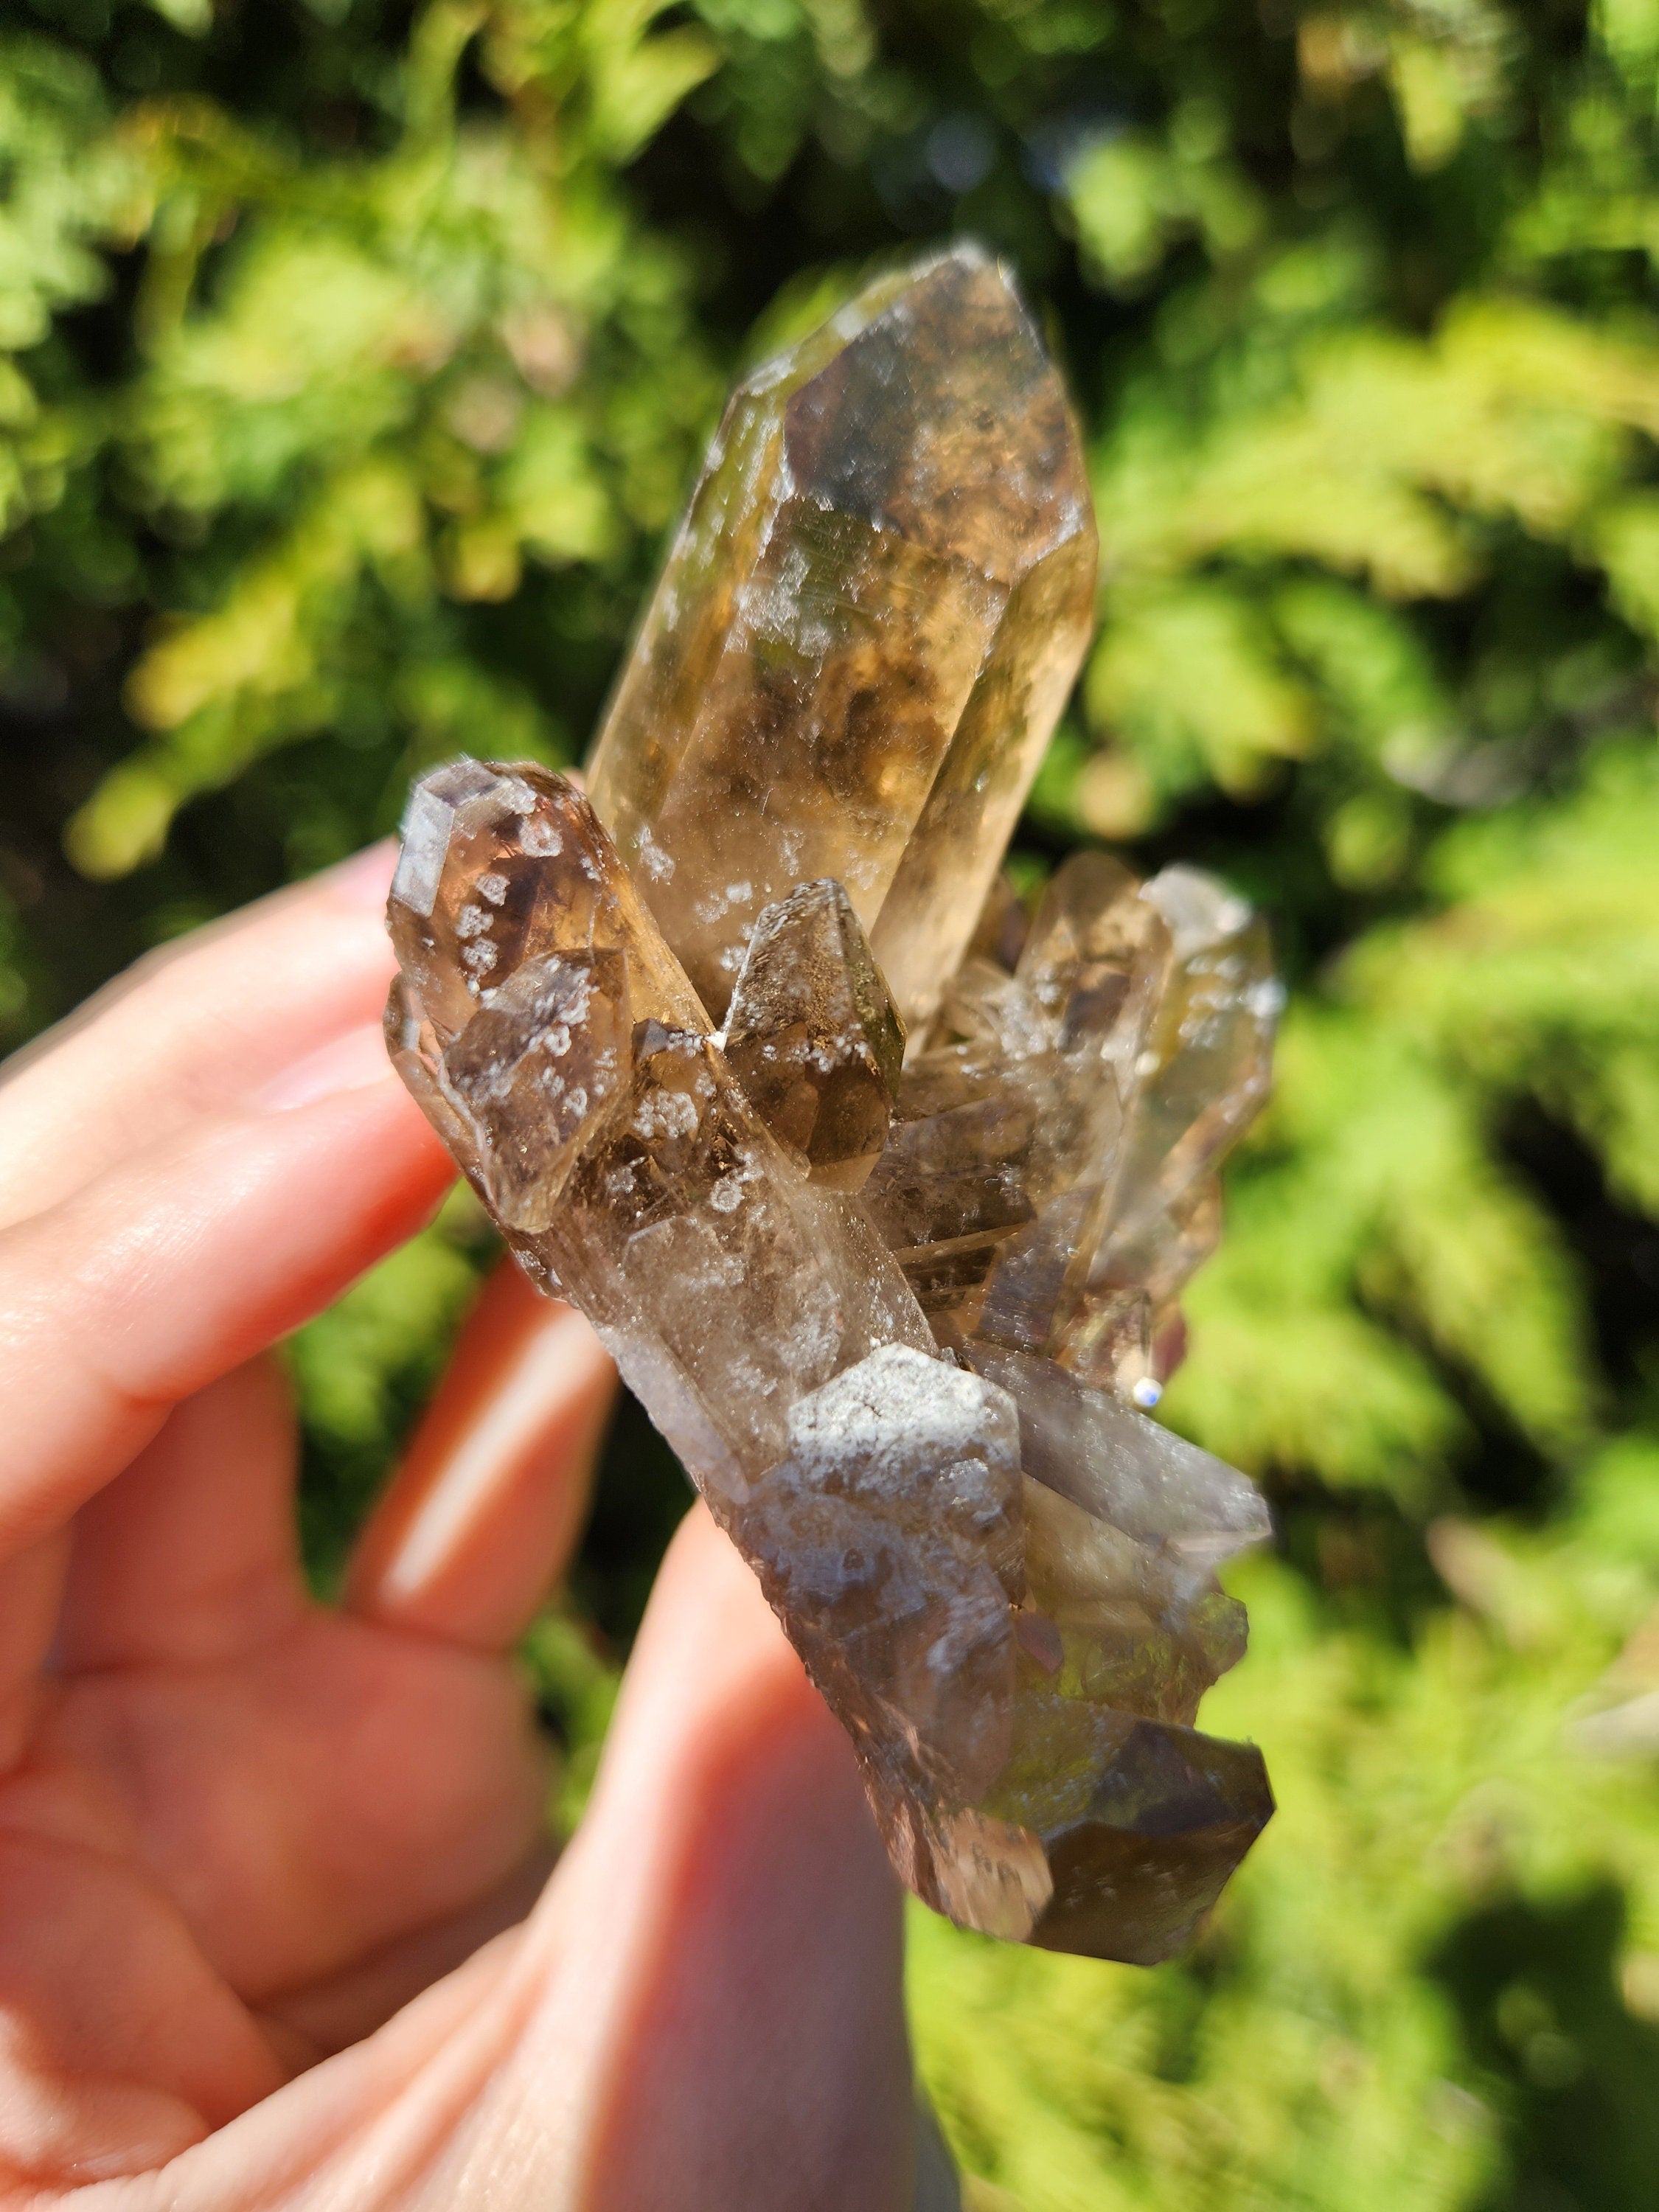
[5,0,1659,2201]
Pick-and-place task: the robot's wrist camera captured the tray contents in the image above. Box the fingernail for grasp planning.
[257,1023,394,1110]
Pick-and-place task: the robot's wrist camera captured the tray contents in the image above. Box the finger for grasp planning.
[41,1604,549,2010]
[0,1071,453,1568]
[86,1916,532,2205]
[53,1356,305,1675]
[0,1535,69,1770]
[0,841,397,1234]
[0,1828,287,2184]
[426,1507,917,2211]
[345,1262,616,1649]
[109,1512,914,2212]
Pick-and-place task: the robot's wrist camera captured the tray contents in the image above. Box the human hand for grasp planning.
[0,850,933,2209]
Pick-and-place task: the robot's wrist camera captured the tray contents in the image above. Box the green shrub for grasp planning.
[5,0,1659,2201]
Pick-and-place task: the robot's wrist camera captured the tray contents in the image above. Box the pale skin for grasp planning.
[0,846,919,2210]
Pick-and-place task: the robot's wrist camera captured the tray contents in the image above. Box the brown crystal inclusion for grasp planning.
[386,248,1281,1966]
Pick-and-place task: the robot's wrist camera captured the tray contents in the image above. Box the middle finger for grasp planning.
[345,1260,617,1652]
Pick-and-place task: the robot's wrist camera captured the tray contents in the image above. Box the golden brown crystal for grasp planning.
[585,244,1096,1031]
[1102,867,1279,1254]
[970,1344,1271,1961]
[386,218,1279,1982]
[863,851,1171,1357]
[722,879,905,1192]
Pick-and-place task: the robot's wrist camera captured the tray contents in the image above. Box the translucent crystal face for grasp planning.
[441,950,633,1232]
[383,243,1281,1971]
[721,879,905,1192]
[388,757,706,1043]
[585,243,1097,1032]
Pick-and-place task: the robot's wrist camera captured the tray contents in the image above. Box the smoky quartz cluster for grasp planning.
[385,246,1281,1964]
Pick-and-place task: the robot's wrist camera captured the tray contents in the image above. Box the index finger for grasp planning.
[0,844,399,1233]
[0,859,454,1560]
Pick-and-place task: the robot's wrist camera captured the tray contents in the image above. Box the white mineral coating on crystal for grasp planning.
[785,1343,1018,1509]
[392,756,506,919]
[780,1341,1023,1596]
[740,1478,1017,1800]
[387,756,706,1051]
[1142,863,1252,959]
[441,949,633,1232]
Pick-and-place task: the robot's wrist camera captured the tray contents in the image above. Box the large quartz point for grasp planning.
[585,243,1097,1032]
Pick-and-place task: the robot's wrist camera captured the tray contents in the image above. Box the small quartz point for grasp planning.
[863,852,1170,1356]
[722,879,905,1192]
[585,243,1096,1032]
[1059,1175,1222,1392]
[1096,867,1279,1257]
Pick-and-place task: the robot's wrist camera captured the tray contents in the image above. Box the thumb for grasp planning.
[420,1505,920,2210]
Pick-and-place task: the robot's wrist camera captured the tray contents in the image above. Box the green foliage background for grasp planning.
[4,0,1659,2199]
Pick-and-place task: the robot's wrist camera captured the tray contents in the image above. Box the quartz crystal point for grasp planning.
[721,879,905,1192]
[585,243,1096,1032]
[1098,867,1279,1254]
[862,851,1170,1355]
[386,755,1279,1966]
